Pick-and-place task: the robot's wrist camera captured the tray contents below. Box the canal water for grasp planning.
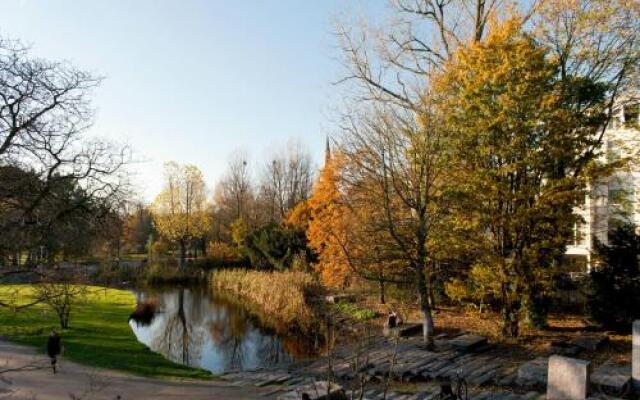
[129,285,323,374]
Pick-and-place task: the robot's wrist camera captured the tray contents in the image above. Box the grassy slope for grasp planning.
[0,285,211,380]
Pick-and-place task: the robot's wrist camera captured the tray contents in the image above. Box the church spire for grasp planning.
[324,136,331,165]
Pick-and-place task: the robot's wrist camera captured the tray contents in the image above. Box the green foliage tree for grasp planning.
[436,18,607,336]
[587,223,640,330]
[445,263,502,313]
[242,223,311,270]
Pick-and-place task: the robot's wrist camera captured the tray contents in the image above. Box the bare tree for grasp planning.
[34,270,88,329]
[258,141,314,222]
[0,37,130,267]
[532,0,640,173]
[218,152,253,221]
[338,98,450,348]
[334,0,536,111]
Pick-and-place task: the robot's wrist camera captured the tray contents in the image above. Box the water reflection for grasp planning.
[129,286,320,373]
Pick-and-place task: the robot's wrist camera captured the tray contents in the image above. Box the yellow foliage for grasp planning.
[150,162,211,245]
[207,241,242,261]
[285,200,311,231]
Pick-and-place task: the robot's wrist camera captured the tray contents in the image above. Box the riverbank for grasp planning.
[0,285,212,379]
[0,341,264,400]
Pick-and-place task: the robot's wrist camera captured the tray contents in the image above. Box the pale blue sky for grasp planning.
[2,0,387,201]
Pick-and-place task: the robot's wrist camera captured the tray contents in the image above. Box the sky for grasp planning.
[2,0,387,201]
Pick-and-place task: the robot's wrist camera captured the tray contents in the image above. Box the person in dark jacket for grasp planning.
[47,329,61,373]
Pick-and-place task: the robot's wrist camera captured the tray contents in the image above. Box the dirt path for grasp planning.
[0,341,265,400]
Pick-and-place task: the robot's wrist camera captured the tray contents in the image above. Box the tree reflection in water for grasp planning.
[129,286,320,373]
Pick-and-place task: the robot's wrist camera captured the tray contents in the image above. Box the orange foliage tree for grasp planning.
[305,153,352,288]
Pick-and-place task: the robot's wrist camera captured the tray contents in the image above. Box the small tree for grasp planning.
[587,223,640,330]
[242,223,310,270]
[151,162,211,265]
[35,272,88,329]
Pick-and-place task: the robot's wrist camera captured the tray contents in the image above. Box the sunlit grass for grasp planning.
[0,284,211,380]
[334,301,377,321]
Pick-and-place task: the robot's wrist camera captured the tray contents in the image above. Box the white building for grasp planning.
[565,99,640,271]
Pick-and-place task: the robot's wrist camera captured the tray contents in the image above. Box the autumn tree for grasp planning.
[151,162,211,265]
[122,202,155,254]
[306,153,353,289]
[435,18,609,336]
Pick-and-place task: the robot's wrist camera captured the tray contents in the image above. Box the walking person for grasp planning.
[47,329,62,373]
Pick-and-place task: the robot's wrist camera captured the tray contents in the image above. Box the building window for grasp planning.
[573,221,584,246]
[624,103,639,127]
[608,188,627,206]
[606,140,622,163]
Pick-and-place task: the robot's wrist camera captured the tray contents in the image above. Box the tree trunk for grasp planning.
[416,264,435,349]
[501,283,520,337]
[201,239,207,257]
[177,288,189,364]
[378,276,386,304]
[179,239,186,267]
[427,271,437,311]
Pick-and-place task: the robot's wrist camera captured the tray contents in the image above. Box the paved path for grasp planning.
[0,341,264,400]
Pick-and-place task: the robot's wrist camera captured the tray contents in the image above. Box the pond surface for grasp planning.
[129,286,324,374]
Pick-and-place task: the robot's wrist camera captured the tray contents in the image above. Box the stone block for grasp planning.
[383,322,423,338]
[590,360,631,393]
[277,381,345,400]
[633,320,640,391]
[517,357,548,387]
[449,334,488,352]
[547,355,590,400]
[569,335,608,352]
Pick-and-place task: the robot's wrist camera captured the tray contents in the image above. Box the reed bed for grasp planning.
[211,269,318,327]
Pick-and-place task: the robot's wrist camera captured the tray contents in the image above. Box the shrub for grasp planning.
[143,260,207,284]
[445,263,501,312]
[207,241,242,262]
[242,223,313,270]
[335,301,377,321]
[95,261,141,285]
[129,299,158,326]
[586,223,640,330]
[149,240,169,261]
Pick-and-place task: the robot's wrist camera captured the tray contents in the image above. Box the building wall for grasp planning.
[565,101,640,271]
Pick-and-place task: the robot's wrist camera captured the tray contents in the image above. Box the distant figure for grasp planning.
[386,311,401,329]
[47,329,61,373]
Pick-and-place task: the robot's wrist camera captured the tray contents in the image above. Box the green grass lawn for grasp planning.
[0,284,212,380]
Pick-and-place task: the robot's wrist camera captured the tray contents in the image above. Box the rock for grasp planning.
[325,294,355,304]
[384,323,423,338]
[278,381,345,400]
[547,355,591,400]
[590,361,631,395]
[569,335,609,352]
[448,334,488,352]
[517,357,548,387]
[549,340,582,357]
